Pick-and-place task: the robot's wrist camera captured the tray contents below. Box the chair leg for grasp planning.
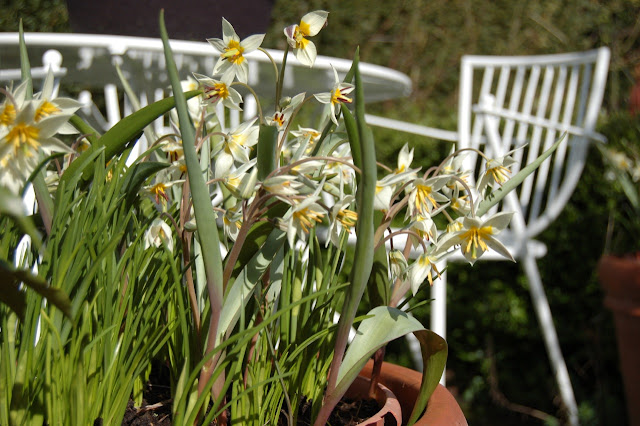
[522,254,579,426]
[430,261,447,385]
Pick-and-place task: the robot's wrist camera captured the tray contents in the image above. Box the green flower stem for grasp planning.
[258,47,279,79]
[159,9,225,408]
[230,82,264,124]
[275,44,290,109]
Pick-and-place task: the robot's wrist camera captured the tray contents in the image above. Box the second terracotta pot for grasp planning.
[598,254,640,426]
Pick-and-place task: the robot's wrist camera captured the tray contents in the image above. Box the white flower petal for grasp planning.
[215,151,234,178]
[295,40,317,67]
[241,33,265,52]
[485,236,514,261]
[221,18,239,44]
[314,93,332,104]
[207,38,227,52]
[301,10,329,36]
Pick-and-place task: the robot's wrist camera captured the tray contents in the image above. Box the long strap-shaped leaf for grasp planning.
[476,135,565,217]
[60,90,201,187]
[315,48,377,426]
[159,9,226,402]
[218,228,286,344]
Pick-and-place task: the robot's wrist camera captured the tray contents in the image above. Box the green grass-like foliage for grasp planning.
[0,152,180,424]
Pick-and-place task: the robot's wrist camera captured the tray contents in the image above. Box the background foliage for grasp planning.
[2,0,638,424]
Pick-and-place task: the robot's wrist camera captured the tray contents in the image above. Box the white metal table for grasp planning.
[0,32,412,130]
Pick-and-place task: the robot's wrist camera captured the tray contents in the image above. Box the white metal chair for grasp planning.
[366,47,610,425]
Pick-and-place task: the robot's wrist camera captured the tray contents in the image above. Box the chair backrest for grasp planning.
[457,47,610,238]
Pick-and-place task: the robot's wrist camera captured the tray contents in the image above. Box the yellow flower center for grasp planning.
[451,195,468,212]
[6,122,40,156]
[293,25,310,49]
[273,112,286,128]
[151,182,169,203]
[487,162,511,185]
[223,215,242,230]
[417,254,440,285]
[35,101,61,122]
[222,39,245,65]
[331,88,352,105]
[413,183,436,213]
[337,209,358,231]
[299,20,311,36]
[446,220,464,233]
[293,207,324,234]
[168,148,183,163]
[205,82,230,101]
[226,174,241,189]
[0,103,16,126]
[459,226,493,259]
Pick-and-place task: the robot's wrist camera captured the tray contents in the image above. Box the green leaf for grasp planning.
[0,186,42,251]
[367,211,391,306]
[341,105,361,173]
[476,134,565,216]
[60,90,201,187]
[335,306,425,396]
[406,330,448,426]
[0,259,72,319]
[257,124,279,181]
[160,12,226,405]
[120,161,170,204]
[18,20,32,99]
[68,115,101,145]
[230,202,289,278]
[318,47,378,426]
[219,229,286,342]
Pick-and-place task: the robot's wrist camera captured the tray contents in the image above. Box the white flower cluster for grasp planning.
[136,11,519,298]
[0,71,81,194]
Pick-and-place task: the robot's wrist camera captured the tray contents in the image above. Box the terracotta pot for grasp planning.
[598,254,640,426]
[346,375,402,425]
[359,360,467,426]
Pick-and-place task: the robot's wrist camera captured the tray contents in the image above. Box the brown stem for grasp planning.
[182,232,201,333]
[390,242,414,307]
[368,346,386,398]
[179,176,201,332]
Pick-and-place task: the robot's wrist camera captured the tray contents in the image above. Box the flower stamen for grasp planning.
[6,122,40,156]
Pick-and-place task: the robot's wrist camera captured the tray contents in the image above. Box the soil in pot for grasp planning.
[115,361,401,425]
